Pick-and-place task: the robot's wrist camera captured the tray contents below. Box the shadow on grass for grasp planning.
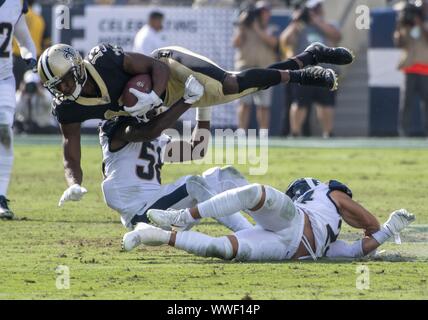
[121,252,423,265]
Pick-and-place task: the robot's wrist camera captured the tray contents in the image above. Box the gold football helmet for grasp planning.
[38,44,87,102]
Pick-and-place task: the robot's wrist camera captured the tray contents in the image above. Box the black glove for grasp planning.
[24,58,37,72]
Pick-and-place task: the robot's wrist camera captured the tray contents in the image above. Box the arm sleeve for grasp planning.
[325,239,364,259]
[13,14,37,60]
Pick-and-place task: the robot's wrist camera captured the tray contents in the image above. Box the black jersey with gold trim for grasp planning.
[52,43,132,125]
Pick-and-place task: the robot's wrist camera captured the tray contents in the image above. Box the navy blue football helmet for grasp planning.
[285,178,321,201]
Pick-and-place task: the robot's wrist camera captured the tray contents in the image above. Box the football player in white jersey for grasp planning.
[0,0,37,219]
[98,75,252,232]
[124,178,415,261]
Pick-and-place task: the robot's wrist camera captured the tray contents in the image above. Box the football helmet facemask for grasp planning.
[285,177,322,201]
[38,44,87,102]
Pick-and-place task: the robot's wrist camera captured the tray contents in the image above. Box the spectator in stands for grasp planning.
[15,71,57,134]
[12,0,47,88]
[133,11,166,55]
[280,0,341,138]
[233,1,278,138]
[394,0,428,136]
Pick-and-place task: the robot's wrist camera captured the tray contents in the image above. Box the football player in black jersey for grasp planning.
[38,42,354,206]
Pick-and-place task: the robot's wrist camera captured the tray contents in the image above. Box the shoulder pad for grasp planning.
[328,180,353,198]
[95,43,124,56]
[87,43,124,66]
[105,43,124,56]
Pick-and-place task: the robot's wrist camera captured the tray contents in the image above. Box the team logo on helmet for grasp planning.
[59,47,76,60]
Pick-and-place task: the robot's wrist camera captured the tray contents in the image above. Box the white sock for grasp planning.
[197,184,262,219]
[157,229,172,245]
[0,128,13,196]
[174,231,233,259]
[215,213,253,232]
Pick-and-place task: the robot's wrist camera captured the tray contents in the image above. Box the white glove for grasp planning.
[124,89,163,117]
[183,75,204,104]
[58,184,88,207]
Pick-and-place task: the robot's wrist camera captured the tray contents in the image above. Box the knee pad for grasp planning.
[186,175,216,203]
[264,186,296,221]
[0,124,12,149]
[236,183,263,210]
[206,236,234,260]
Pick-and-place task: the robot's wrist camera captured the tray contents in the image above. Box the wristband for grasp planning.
[196,107,212,121]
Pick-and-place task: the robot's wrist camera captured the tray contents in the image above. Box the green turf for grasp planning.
[1,144,427,299]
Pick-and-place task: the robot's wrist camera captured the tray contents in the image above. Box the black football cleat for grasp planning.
[299,66,338,91]
[305,42,355,66]
[0,195,14,220]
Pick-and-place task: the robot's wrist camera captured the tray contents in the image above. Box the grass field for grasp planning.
[1,139,428,300]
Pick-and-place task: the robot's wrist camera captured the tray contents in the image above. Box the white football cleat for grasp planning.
[383,209,415,237]
[121,223,168,251]
[147,208,190,229]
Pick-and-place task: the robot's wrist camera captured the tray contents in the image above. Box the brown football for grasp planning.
[121,74,152,107]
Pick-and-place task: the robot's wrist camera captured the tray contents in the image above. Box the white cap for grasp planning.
[23,70,40,84]
[306,0,324,9]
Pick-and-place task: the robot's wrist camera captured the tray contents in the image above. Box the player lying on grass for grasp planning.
[122,178,415,261]
[99,76,252,231]
[37,41,353,207]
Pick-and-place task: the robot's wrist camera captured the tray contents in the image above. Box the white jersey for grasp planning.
[99,126,177,227]
[294,182,342,258]
[0,0,27,80]
[100,132,170,191]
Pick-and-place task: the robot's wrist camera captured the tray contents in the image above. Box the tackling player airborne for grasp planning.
[37,42,354,206]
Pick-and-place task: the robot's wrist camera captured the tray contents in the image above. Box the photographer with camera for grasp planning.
[233,1,278,137]
[394,0,428,136]
[15,71,58,134]
[280,0,341,138]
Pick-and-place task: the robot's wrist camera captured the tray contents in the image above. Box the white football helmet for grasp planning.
[38,44,87,102]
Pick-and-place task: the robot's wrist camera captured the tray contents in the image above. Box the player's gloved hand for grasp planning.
[58,184,88,207]
[24,58,38,73]
[183,75,204,104]
[124,89,163,118]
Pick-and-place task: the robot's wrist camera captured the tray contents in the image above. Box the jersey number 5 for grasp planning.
[0,23,13,58]
[136,142,162,183]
